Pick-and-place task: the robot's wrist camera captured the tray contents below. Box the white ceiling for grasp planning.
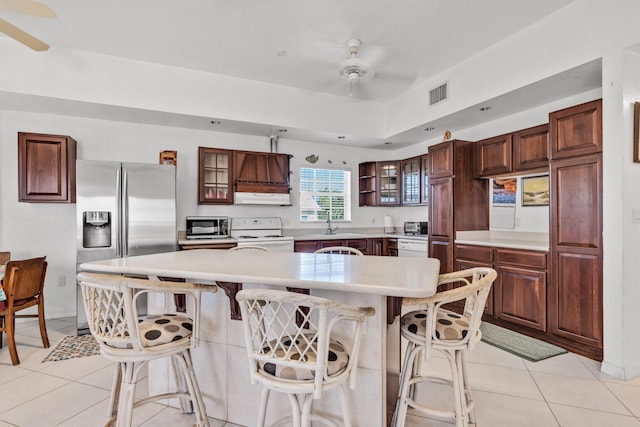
[0,0,602,148]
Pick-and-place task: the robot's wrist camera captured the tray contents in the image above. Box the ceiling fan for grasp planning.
[339,38,374,97]
[0,0,55,51]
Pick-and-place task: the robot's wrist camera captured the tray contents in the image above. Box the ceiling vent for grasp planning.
[429,83,448,106]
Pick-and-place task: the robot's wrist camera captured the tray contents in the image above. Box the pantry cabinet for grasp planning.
[428,140,489,274]
[18,132,77,203]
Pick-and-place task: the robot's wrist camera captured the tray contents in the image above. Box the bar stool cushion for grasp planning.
[258,333,350,380]
[401,309,472,341]
[137,314,193,347]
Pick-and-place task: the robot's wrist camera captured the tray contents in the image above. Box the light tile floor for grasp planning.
[1,317,639,426]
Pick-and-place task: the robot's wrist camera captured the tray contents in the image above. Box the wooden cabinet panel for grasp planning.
[429,238,451,274]
[550,251,602,347]
[318,239,345,249]
[428,177,453,239]
[495,266,546,331]
[428,141,453,178]
[477,133,513,177]
[346,239,369,255]
[550,99,602,159]
[496,248,547,270]
[234,151,290,193]
[294,241,319,253]
[369,238,384,256]
[514,124,549,172]
[198,147,234,204]
[18,132,76,203]
[385,238,398,257]
[552,155,602,249]
[455,244,493,263]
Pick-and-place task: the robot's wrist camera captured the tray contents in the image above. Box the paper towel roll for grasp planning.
[384,215,394,233]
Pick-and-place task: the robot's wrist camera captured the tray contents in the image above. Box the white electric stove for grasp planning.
[229,217,294,252]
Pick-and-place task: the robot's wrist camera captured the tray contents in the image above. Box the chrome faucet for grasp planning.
[326,215,338,235]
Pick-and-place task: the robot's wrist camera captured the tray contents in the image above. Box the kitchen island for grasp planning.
[79,249,440,426]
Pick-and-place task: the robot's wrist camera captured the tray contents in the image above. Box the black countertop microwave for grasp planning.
[186,216,229,239]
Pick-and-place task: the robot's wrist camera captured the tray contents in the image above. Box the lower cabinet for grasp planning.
[455,244,548,334]
[294,238,370,254]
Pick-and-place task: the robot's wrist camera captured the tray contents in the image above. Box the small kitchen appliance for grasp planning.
[186,216,229,239]
[404,221,428,235]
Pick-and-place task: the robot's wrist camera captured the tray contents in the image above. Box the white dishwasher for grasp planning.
[397,238,428,257]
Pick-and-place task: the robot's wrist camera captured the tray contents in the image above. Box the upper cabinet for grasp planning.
[550,99,602,160]
[401,156,421,205]
[198,148,291,205]
[234,151,290,194]
[514,124,550,172]
[377,161,401,205]
[359,156,428,207]
[18,132,77,203]
[477,133,513,177]
[476,124,549,178]
[198,147,234,204]
[428,141,454,178]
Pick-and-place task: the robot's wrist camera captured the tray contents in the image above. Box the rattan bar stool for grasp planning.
[77,272,216,427]
[391,267,497,427]
[313,246,364,256]
[237,288,375,427]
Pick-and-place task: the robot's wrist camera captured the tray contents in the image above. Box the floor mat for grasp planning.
[42,334,100,363]
[480,322,567,362]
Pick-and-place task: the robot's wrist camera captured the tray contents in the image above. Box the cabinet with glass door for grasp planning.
[198,147,234,204]
[401,156,421,205]
[377,161,400,205]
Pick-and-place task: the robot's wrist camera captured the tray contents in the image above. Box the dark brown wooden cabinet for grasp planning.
[550,99,602,159]
[420,154,429,204]
[494,249,547,332]
[377,161,401,206]
[401,156,421,205]
[294,238,370,255]
[234,150,290,194]
[455,244,495,316]
[428,140,489,274]
[386,238,398,257]
[198,147,234,204]
[514,124,550,172]
[477,133,513,177]
[358,162,377,207]
[476,124,549,178]
[550,153,603,356]
[18,132,76,203]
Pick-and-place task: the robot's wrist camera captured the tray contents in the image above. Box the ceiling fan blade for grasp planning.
[0,17,49,50]
[0,0,55,18]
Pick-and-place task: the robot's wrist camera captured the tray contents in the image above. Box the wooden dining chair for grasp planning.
[314,246,364,256]
[0,256,49,365]
[0,251,10,265]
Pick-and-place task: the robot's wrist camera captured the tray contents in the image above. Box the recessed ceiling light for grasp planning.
[479,106,492,112]
[384,141,393,145]
[278,129,288,133]
[210,120,221,124]
[424,127,435,131]
[276,50,288,57]
[338,136,346,139]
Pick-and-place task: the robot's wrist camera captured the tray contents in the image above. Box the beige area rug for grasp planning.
[42,334,100,363]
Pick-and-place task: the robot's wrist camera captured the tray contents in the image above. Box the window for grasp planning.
[299,167,351,222]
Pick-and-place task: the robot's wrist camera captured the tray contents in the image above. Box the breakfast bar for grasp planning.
[79,249,440,426]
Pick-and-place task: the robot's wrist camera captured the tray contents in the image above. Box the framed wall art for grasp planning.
[522,175,549,206]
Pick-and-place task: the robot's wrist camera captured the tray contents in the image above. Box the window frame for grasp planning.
[299,166,352,223]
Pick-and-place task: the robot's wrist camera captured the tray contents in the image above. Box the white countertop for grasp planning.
[79,249,440,298]
[179,233,427,245]
[455,230,549,251]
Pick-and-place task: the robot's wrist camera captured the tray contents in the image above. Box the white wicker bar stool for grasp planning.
[236,288,375,427]
[314,246,364,256]
[76,272,216,427]
[391,267,497,427]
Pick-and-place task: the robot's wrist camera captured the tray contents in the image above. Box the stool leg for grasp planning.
[445,350,466,427]
[300,393,313,427]
[170,354,191,414]
[337,383,352,427]
[176,349,209,427]
[107,363,123,423]
[257,387,271,427]
[461,350,475,424]
[116,362,137,427]
[392,341,420,427]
